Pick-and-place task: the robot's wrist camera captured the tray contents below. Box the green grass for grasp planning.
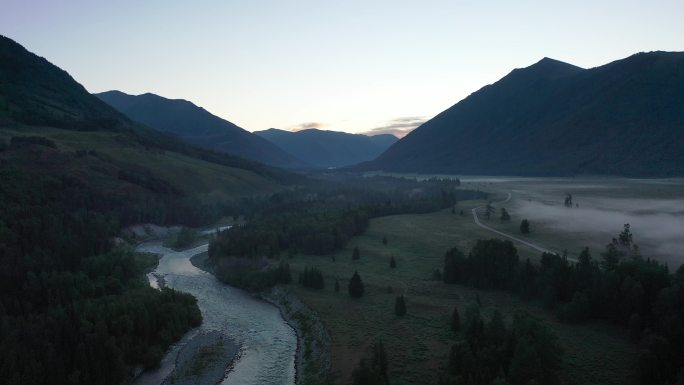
[284,206,638,385]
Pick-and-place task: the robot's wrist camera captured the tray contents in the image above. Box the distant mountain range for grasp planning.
[254,128,397,168]
[361,52,684,177]
[96,91,306,168]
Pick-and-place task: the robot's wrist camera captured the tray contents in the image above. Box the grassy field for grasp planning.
[286,202,639,385]
[0,126,281,196]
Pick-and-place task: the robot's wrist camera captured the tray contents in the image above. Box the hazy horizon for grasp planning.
[3,0,683,136]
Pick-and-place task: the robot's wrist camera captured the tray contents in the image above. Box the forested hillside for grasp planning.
[0,34,300,385]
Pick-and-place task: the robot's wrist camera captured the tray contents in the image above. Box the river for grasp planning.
[133,235,297,385]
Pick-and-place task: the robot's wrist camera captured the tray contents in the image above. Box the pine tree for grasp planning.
[389,256,396,268]
[451,306,461,332]
[349,271,365,298]
[500,208,511,221]
[382,236,388,245]
[395,295,407,316]
[352,246,361,260]
[520,219,530,234]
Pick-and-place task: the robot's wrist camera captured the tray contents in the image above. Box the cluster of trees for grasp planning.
[210,177,484,261]
[209,208,371,258]
[443,230,684,385]
[351,340,390,385]
[213,259,292,292]
[0,161,206,385]
[208,176,485,291]
[299,267,325,289]
[169,227,199,249]
[440,307,562,385]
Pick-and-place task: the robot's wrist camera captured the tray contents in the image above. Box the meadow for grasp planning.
[286,198,640,385]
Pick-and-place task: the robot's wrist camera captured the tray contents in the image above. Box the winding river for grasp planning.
[134,234,297,385]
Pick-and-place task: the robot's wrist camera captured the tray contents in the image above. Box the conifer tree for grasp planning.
[451,306,461,332]
[395,295,407,316]
[520,219,530,234]
[352,246,361,260]
[390,256,396,268]
[349,271,365,298]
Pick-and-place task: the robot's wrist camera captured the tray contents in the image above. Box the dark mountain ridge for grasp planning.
[361,51,684,177]
[96,90,307,168]
[254,127,397,168]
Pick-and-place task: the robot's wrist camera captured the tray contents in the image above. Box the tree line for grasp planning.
[208,176,485,291]
[443,228,684,385]
[440,307,562,385]
[0,160,206,385]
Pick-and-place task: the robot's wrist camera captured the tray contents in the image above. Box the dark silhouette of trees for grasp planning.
[444,227,684,385]
[395,295,407,316]
[351,339,389,385]
[618,223,633,247]
[520,219,530,234]
[484,202,495,220]
[349,271,365,298]
[451,306,461,332]
[500,208,511,221]
[276,261,292,284]
[564,193,573,207]
[443,247,466,284]
[443,309,562,385]
[298,266,324,289]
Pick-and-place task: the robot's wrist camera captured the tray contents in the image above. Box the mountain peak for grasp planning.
[517,56,584,79]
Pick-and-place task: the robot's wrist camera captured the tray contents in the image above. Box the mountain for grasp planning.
[96,90,306,168]
[0,35,303,203]
[361,52,684,177]
[254,128,398,168]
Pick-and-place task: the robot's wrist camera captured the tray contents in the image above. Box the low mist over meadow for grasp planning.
[515,197,684,266]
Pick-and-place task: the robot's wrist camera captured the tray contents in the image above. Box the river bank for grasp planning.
[190,252,331,385]
[135,237,296,385]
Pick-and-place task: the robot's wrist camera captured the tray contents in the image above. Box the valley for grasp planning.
[1,9,683,384]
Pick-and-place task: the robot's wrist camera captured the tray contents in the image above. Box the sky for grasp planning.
[2,0,683,137]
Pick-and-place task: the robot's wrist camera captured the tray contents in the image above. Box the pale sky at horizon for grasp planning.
[2,0,683,137]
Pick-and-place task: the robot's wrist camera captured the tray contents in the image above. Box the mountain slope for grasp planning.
[96,90,306,168]
[254,128,397,168]
[362,52,684,177]
[0,34,303,204]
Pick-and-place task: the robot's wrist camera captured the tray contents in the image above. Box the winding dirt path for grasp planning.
[471,192,577,262]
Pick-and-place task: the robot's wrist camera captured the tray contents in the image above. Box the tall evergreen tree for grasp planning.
[451,306,461,332]
[520,219,530,234]
[395,295,407,316]
[352,246,361,260]
[443,247,466,284]
[349,271,365,298]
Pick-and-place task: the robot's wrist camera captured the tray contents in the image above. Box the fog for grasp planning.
[515,198,684,267]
